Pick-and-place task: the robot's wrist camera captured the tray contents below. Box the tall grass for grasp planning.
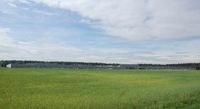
[0,68,200,109]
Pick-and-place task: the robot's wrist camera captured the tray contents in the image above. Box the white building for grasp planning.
[6,64,12,68]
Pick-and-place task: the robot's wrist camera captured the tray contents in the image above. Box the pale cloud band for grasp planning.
[32,0,200,41]
[0,27,199,64]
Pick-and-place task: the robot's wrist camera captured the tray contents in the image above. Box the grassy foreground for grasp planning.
[0,68,200,109]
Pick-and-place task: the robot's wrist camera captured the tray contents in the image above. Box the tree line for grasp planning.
[0,60,119,68]
[0,60,200,70]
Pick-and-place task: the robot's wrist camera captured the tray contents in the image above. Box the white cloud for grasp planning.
[0,27,82,61]
[31,0,200,41]
[8,2,18,8]
[18,0,32,4]
[1,0,200,64]
[0,27,199,64]
[0,28,13,45]
[32,9,58,16]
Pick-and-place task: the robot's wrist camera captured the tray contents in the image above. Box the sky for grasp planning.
[0,0,200,64]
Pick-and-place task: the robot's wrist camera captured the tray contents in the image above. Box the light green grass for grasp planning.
[0,68,200,109]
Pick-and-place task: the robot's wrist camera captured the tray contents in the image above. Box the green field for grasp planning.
[0,68,200,109]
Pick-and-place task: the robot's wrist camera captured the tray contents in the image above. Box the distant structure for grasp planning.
[120,64,139,69]
[6,64,12,68]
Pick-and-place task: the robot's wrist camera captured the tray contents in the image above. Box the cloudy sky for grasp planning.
[0,0,200,64]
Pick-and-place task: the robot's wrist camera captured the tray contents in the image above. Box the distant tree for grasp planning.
[0,61,9,67]
[196,67,200,70]
[0,61,2,67]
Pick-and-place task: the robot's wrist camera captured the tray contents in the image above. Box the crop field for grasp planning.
[0,68,200,109]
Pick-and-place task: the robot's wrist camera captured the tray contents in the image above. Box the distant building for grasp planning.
[120,64,139,69]
[6,64,12,68]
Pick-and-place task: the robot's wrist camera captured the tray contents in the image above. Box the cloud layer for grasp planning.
[1,27,199,64]
[0,0,200,64]
[33,0,200,41]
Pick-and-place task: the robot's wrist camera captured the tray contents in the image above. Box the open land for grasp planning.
[0,68,200,109]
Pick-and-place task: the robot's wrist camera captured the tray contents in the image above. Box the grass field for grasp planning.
[0,68,200,109]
